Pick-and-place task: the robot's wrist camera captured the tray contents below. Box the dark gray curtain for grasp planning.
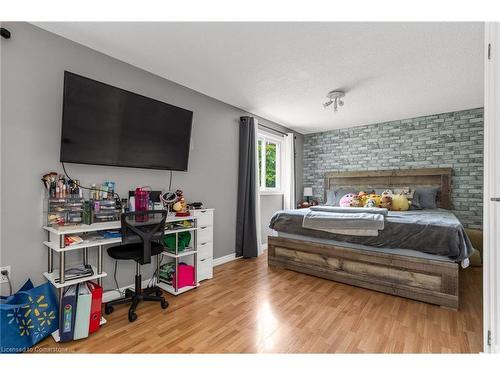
[235,116,258,258]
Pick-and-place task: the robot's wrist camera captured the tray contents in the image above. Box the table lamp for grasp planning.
[303,187,313,202]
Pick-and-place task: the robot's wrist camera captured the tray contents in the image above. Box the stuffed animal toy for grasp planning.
[357,191,368,206]
[350,195,362,207]
[339,193,356,207]
[380,194,393,210]
[394,187,413,199]
[365,193,382,207]
[394,187,414,205]
[364,198,377,208]
[391,194,410,211]
[381,189,393,197]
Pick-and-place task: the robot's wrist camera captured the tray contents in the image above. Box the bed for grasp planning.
[267,168,472,309]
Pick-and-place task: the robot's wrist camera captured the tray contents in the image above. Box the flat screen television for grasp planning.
[60,71,193,171]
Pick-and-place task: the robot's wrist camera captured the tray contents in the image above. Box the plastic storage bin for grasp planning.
[44,196,85,227]
[91,199,121,223]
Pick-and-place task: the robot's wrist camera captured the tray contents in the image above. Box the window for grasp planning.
[258,132,282,193]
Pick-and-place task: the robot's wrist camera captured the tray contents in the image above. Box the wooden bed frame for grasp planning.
[267,168,460,309]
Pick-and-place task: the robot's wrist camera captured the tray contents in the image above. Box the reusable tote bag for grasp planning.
[0,279,59,353]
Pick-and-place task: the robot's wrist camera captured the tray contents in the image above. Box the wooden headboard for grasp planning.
[324,168,452,209]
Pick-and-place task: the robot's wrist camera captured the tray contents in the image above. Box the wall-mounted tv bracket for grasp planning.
[1,28,11,39]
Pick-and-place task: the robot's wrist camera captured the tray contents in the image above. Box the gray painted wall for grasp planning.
[0,22,303,293]
[260,194,283,244]
[303,108,484,229]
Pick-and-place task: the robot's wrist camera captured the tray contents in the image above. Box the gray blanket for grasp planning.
[269,208,473,261]
[303,210,385,231]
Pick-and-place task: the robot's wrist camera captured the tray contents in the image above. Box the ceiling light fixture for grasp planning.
[323,90,345,112]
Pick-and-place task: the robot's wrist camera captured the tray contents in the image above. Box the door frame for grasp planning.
[483,21,499,354]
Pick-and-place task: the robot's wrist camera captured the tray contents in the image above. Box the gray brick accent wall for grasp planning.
[303,108,483,229]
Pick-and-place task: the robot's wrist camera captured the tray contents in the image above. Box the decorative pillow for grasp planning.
[391,194,410,211]
[412,187,439,209]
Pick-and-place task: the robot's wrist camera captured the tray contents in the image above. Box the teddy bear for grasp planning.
[380,194,393,209]
[381,189,393,197]
[349,194,362,207]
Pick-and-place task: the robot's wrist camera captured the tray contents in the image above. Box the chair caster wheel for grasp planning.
[161,299,169,309]
[128,310,138,322]
[105,305,114,315]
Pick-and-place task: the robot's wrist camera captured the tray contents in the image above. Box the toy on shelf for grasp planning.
[172,190,190,217]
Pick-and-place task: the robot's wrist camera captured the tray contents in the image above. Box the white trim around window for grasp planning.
[257,130,283,194]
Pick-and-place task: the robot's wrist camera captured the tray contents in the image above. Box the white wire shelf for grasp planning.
[161,248,197,258]
[43,266,107,289]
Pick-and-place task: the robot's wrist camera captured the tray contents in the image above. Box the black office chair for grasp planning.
[104,210,169,322]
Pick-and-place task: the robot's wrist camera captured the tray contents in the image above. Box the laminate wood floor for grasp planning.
[38,252,483,353]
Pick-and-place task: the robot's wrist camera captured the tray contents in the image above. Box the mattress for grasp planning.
[269,208,473,262]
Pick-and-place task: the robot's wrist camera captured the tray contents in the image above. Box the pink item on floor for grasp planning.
[173,264,195,289]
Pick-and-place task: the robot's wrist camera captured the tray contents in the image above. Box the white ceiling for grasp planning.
[33,22,484,134]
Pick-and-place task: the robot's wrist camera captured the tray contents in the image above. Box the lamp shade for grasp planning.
[303,187,313,197]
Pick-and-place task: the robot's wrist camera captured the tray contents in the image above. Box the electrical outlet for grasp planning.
[0,266,11,284]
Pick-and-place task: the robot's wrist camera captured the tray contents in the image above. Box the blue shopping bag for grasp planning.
[0,279,59,353]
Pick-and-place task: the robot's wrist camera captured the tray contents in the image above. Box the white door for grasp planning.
[484,22,500,354]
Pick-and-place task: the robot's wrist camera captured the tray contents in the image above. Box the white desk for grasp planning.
[42,214,200,292]
[43,213,205,343]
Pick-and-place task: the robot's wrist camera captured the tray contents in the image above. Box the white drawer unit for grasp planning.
[198,258,213,281]
[194,209,214,227]
[198,242,213,260]
[193,209,214,281]
[197,225,213,245]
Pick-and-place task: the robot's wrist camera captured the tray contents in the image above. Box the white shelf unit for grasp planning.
[155,209,214,293]
[158,219,199,295]
[42,221,119,344]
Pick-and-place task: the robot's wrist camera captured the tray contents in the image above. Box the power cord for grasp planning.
[113,260,125,297]
[1,269,12,296]
[61,162,121,201]
[147,254,164,289]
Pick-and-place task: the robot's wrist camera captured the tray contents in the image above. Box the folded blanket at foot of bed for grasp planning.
[302,209,385,236]
[309,205,389,216]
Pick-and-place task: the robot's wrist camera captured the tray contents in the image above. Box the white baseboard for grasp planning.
[213,253,240,267]
[102,278,152,303]
[257,243,267,256]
